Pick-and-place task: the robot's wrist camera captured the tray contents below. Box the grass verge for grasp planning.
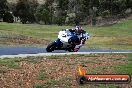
[0,20,132,49]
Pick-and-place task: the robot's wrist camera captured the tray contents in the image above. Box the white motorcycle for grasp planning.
[46,29,89,52]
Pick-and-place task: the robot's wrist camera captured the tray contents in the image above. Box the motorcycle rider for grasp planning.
[73,26,90,52]
[58,26,90,52]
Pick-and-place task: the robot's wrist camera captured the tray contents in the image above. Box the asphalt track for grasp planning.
[0,47,132,58]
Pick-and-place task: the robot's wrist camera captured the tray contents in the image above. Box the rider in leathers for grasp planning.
[58,26,90,52]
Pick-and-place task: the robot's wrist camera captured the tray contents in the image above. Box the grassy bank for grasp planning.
[0,20,132,49]
[0,53,131,88]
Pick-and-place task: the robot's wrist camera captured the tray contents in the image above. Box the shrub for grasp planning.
[3,11,14,23]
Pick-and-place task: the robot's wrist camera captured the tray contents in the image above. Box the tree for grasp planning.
[97,0,131,17]
[126,0,132,9]
[0,0,14,23]
[28,0,38,23]
[80,0,132,25]
[55,0,69,25]
[35,0,54,24]
[0,0,8,19]
[80,0,99,25]
[3,12,14,23]
[14,0,38,24]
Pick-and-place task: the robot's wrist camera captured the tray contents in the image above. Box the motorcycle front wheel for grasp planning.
[46,42,56,52]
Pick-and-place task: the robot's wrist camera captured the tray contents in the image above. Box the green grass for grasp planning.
[0,20,132,49]
[84,20,132,49]
[37,70,47,80]
[0,58,22,68]
[0,23,71,40]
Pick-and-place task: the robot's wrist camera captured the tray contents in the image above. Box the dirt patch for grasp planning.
[0,54,131,88]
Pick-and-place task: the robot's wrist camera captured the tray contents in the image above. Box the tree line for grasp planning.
[0,0,132,25]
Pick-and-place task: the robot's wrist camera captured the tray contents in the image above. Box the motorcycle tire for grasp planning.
[46,42,55,52]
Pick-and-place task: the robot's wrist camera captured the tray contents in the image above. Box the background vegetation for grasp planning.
[0,0,132,25]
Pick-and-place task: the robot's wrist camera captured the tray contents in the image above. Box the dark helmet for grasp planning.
[75,26,83,35]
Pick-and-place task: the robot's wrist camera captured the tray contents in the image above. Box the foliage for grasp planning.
[0,0,15,23]
[78,0,132,25]
[0,0,8,19]
[55,0,69,25]
[57,0,69,10]
[3,12,14,23]
[1,0,132,24]
[35,1,53,24]
[14,0,38,23]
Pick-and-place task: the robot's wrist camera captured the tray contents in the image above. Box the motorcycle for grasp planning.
[46,31,79,52]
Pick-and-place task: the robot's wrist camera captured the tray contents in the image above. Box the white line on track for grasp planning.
[0,52,132,58]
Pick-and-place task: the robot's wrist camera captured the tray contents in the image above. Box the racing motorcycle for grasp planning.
[46,30,79,52]
[46,28,89,52]
[46,39,77,52]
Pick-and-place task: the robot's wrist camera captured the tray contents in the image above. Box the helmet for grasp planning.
[75,26,83,35]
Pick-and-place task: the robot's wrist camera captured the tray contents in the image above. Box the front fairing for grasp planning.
[54,39,73,50]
